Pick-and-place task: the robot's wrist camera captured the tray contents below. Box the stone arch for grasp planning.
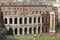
[29,27,32,34]
[34,27,36,34]
[14,18,17,24]
[24,28,27,34]
[5,18,7,24]
[19,28,22,34]
[9,18,12,24]
[42,26,44,33]
[38,17,40,23]
[8,27,13,35]
[29,17,32,24]
[46,27,48,33]
[24,18,27,24]
[34,17,36,23]
[15,28,17,35]
[38,26,40,33]
[19,18,22,24]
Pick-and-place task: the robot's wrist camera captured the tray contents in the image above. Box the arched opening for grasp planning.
[29,17,32,24]
[24,28,27,34]
[14,18,17,24]
[34,27,36,34]
[20,28,22,34]
[9,18,12,24]
[46,27,48,33]
[34,17,36,23]
[42,17,44,23]
[15,28,17,35]
[38,26,40,33]
[38,17,40,23]
[19,18,22,24]
[42,27,44,33]
[8,27,13,35]
[24,18,27,24]
[5,18,7,24]
[29,28,32,34]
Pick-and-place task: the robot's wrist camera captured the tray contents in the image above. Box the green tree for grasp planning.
[0,8,18,40]
[0,8,7,40]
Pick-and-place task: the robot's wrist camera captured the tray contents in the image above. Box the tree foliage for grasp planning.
[0,8,17,40]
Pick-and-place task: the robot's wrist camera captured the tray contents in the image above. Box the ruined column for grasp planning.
[40,16,42,33]
[49,11,55,35]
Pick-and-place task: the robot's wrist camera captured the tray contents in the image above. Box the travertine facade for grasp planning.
[0,0,58,35]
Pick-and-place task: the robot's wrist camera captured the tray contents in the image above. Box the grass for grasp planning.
[36,35,58,40]
[14,35,58,40]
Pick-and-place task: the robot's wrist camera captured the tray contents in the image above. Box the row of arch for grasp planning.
[4,17,40,24]
[14,27,40,34]
[8,26,48,35]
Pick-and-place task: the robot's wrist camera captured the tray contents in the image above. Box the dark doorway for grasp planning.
[24,18,27,24]
[5,18,7,24]
[42,27,44,33]
[24,28,27,34]
[15,28,17,35]
[34,27,36,34]
[19,18,22,24]
[29,17,32,24]
[29,28,32,34]
[9,18,12,24]
[38,26,40,33]
[14,18,17,24]
[20,28,22,34]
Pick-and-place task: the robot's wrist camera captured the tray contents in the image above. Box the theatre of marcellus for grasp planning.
[0,0,59,35]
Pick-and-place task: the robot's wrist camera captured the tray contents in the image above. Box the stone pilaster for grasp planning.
[32,17,34,24]
[13,18,14,24]
[17,28,19,35]
[32,27,34,34]
[18,18,19,24]
[36,27,38,34]
[7,18,9,24]
[22,17,24,24]
[27,17,29,24]
[36,17,38,24]
[49,11,55,33]
[40,16,42,33]
[27,28,29,35]
[22,28,24,35]
[13,28,15,35]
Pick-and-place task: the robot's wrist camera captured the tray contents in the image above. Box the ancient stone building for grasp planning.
[0,0,58,35]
